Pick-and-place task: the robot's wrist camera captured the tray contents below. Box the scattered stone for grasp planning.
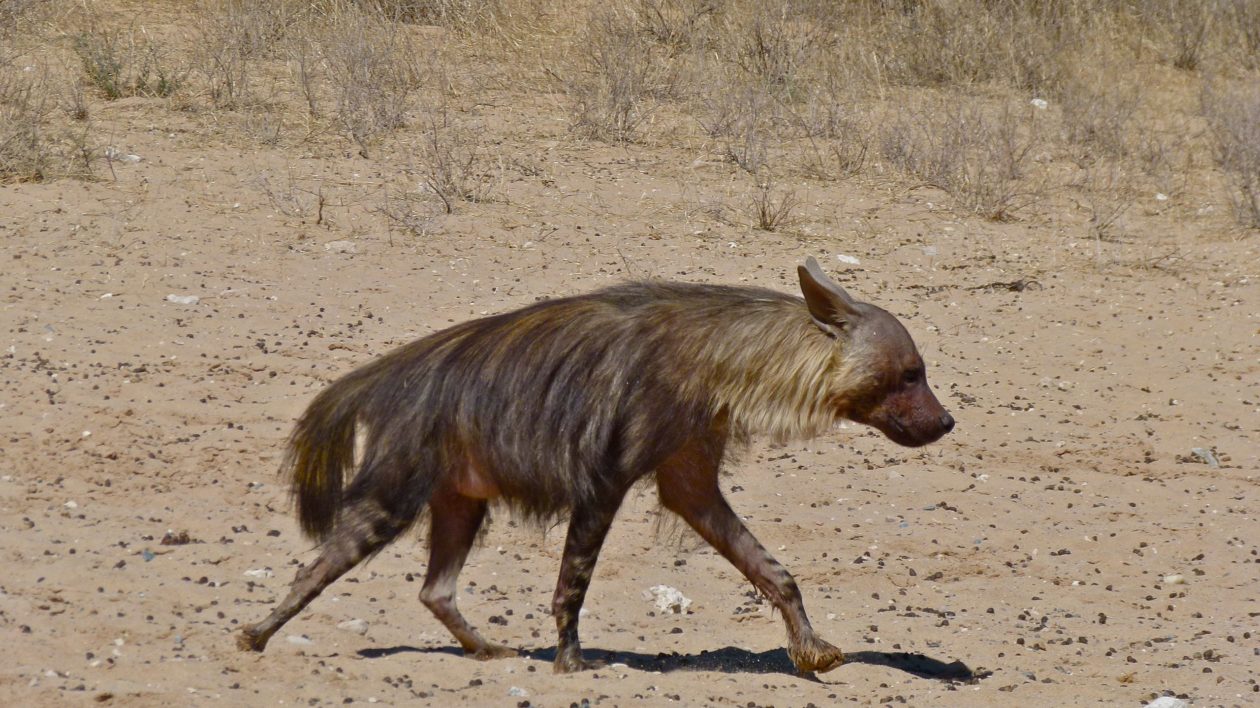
[243,568,274,579]
[324,240,358,254]
[1030,98,1049,110]
[1162,574,1186,585]
[337,618,369,636]
[644,585,692,615]
[1189,448,1219,468]
[508,686,528,697]
[1144,697,1189,708]
[835,254,861,266]
[165,294,200,306]
[160,530,192,546]
[105,147,142,163]
[286,635,313,646]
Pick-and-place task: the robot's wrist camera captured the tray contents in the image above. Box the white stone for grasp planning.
[337,618,369,636]
[645,585,692,614]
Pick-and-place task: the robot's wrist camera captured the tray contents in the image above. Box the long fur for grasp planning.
[281,281,875,542]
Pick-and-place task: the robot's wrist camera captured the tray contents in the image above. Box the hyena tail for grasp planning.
[280,369,378,541]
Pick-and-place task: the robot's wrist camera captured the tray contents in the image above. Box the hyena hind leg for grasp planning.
[237,500,406,652]
[418,484,516,659]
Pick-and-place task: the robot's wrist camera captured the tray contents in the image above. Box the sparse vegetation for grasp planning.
[1203,79,1260,227]
[73,28,184,99]
[749,177,797,231]
[0,0,1258,232]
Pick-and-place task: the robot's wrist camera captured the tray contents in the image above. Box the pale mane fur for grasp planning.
[675,297,875,443]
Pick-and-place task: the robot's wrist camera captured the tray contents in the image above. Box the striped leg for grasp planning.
[238,500,404,652]
[551,501,621,673]
[656,439,844,674]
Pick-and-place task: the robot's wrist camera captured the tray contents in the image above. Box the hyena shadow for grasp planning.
[357,645,989,682]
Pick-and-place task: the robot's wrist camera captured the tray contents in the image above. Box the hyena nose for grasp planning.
[940,412,955,434]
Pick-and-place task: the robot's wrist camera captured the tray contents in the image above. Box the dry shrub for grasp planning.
[1056,74,1140,162]
[1076,162,1135,241]
[1224,0,1260,69]
[0,68,95,182]
[0,71,52,181]
[635,0,719,55]
[1138,0,1213,71]
[727,4,826,97]
[749,176,797,231]
[568,6,672,143]
[194,0,314,109]
[877,100,1041,220]
[73,28,185,99]
[374,182,439,238]
[354,0,504,31]
[856,0,1083,92]
[321,8,427,154]
[1202,80,1260,228]
[419,107,497,212]
[697,77,776,173]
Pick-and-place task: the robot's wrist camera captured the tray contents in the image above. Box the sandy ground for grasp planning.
[2,89,1259,708]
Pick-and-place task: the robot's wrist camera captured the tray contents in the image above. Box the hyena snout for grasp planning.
[862,382,954,447]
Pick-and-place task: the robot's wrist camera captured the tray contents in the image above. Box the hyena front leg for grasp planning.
[238,500,405,652]
[551,498,623,673]
[419,484,516,660]
[656,440,844,674]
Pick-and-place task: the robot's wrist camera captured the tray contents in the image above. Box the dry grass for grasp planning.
[566,5,671,143]
[418,105,498,212]
[1202,79,1260,228]
[6,0,1260,233]
[73,28,185,100]
[876,100,1042,221]
[749,177,797,231]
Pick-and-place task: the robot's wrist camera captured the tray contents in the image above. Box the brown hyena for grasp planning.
[238,257,954,674]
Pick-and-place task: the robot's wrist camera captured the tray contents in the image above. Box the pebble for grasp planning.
[337,618,369,635]
[835,254,861,266]
[324,240,358,254]
[286,635,313,646]
[165,294,200,306]
[1189,448,1219,468]
[1162,574,1186,585]
[644,585,692,614]
[243,568,274,579]
[508,687,528,697]
[1144,698,1189,708]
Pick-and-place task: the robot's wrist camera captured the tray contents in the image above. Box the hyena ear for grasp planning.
[798,256,861,335]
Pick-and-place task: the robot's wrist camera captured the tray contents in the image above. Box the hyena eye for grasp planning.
[902,368,922,384]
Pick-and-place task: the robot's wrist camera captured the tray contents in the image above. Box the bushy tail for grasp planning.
[280,370,377,541]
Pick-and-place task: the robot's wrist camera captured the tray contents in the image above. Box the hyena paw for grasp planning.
[237,626,269,652]
[789,637,845,674]
[468,643,519,661]
[553,648,605,674]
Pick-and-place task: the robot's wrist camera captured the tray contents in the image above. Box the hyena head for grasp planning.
[798,257,954,448]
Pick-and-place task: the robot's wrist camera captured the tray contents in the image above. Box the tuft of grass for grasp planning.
[749,175,797,231]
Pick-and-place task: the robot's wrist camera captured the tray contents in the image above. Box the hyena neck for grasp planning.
[688,301,842,443]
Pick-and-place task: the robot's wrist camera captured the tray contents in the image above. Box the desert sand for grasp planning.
[2,2,1258,706]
